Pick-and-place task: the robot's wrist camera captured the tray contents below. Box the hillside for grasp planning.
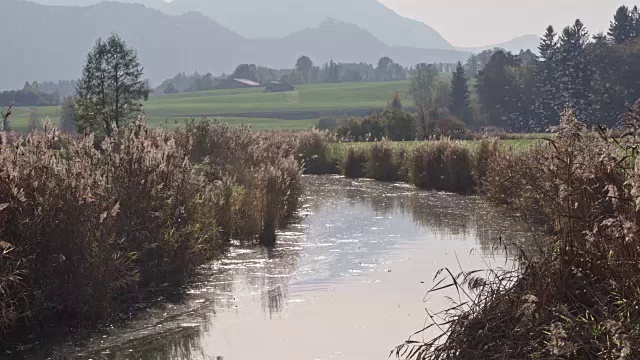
[0,1,471,90]
[29,0,453,49]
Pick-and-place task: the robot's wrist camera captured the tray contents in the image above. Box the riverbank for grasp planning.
[296,109,640,358]
[0,120,303,344]
[393,108,640,359]
[4,175,538,359]
[297,131,507,195]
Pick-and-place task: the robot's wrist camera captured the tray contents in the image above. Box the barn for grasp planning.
[264,81,295,93]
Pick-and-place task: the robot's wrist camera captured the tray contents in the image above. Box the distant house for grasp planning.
[219,78,262,89]
[264,81,295,93]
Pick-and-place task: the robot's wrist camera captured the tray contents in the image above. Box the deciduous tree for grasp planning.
[75,34,150,136]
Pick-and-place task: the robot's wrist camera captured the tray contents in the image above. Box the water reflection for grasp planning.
[13,175,537,360]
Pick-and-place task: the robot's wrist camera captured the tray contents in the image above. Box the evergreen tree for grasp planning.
[609,6,636,44]
[476,50,522,130]
[557,20,592,120]
[449,62,472,125]
[75,34,150,136]
[324,60,340,83]
[586,34,626,127]
[534,26,561,129]
[633,6,640,39]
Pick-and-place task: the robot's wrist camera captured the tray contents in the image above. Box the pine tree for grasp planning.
[476,50,522,130]
[586,34,626,127]
[633,6,640,39]
[609,6,636,44]
[557,20,592,120]
[534,26,561,129]
[449,62,472,124]
[75,34,150,136]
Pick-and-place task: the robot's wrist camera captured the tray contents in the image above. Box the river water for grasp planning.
[13,175,537,360]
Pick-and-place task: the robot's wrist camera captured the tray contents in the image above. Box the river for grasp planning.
[10,175,537,360]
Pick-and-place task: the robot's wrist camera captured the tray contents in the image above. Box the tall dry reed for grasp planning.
[0,119,304,339]
[395,107,640,359]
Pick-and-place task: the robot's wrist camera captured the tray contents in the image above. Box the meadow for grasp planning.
[13,81,412,132]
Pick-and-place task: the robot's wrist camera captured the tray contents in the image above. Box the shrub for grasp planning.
[343,147,369,178]
[297,130,333,174]
[368,139,398,181]
[410,142,449,190]
[435,116,467,139]
[444,145,474,194]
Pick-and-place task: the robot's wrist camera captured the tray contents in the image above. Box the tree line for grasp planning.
[330,5,640,140]
[0,82,61,107]
[467,5,640,131]
[156,57,459,94]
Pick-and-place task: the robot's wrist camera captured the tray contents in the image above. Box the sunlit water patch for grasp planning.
[10,176,538,360]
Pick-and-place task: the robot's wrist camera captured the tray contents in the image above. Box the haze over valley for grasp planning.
[1,0,540,89]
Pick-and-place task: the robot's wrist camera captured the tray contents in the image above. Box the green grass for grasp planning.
[146,81,412,116]
[13,81,411,132]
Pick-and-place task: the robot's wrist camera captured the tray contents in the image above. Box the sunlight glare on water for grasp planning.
[29,175,537,360]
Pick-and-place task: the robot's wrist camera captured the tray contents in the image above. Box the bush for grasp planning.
[297,130,334,174]
[435,116,467,139]
[316,117,337,130]
[444,145,474,194]
[368,139,398,181]
[343,147,369,178]
[410,142,449,190]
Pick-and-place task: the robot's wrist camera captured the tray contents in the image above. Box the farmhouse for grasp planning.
[233,78,261,87]
[264,81,295,93]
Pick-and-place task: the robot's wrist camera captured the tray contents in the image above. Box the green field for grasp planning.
[13,81,411,132]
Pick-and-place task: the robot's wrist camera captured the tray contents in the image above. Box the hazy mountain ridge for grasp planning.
[459,34,541,54]
[0,1,472,90]
[27,0,540,52]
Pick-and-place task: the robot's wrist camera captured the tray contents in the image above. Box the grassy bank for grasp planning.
[296,132,523,195]
[393,107,640,359]
[0,120,303,342]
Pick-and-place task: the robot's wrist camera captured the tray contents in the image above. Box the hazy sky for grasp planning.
[379,0,629,46]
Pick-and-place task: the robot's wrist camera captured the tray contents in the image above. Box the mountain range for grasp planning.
[1,0,540,90]
[27,0,540,52]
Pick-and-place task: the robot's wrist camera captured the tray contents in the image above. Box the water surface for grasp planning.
[14,175,537,360]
